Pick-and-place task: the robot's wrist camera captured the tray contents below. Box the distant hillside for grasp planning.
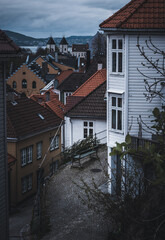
[4,30,93,47]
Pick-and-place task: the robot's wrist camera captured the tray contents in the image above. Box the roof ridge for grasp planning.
[72,68,105,96]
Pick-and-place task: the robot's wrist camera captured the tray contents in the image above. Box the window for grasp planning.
[12,81,17,89]
[111,95,123,131]
[23,72,26,75]
[50,136,59,151]
[21,146,33,166]
[21,174,32,193]
[32,81,36,88]
[83,121,94,138]
[22,79,27,88]
[64,92,72,104]
[37,142,42,159]
[111,39,123,73]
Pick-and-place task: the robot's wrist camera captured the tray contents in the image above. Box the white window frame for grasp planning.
[110,37,124,75]
[83,121,94,138]
[37,142,42,159]
[110,94,123,133]
[64,92,72,104]
[50,135,59,151]
[27,146,33,163]
[21,145,33,166]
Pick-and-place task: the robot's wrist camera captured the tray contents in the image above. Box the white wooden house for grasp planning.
[64,69,107,148]
[100,0,165,193]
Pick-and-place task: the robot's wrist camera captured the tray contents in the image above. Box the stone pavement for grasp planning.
[41,145,110,240]
[9,196,34,239]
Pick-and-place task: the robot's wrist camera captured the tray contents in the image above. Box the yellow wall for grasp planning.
[7,128,61,205]
[7,64,46,96]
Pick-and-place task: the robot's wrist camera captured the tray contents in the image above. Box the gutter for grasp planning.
[7,124,63,142]
[100,28,165,34]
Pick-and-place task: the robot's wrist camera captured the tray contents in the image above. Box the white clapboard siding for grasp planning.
[128,34,165,139]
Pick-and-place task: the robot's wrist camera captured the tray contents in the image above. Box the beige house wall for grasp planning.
[7,128,61,205]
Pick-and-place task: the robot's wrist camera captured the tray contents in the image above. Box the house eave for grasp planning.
[7,124,61,142]
[66,115,106,120]
[100,28,165,35]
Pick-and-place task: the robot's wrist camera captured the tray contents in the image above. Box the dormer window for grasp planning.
[111,38,123,74]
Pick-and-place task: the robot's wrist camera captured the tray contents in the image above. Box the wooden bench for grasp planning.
[71,145,99,168]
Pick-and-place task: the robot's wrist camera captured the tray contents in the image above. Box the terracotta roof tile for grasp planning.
[66,82,106,119]
[7,96,61,139]
[65,96,84,113]
[30,88,59,103]
[100,0,165,30]
[56,70,73,85]
[45,99,65,120]
[72,69,106,97]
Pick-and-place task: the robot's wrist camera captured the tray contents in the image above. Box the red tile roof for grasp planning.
[0,30,21,55]
[56,69,73,85]
[65,96,84,114]
[7,96,61,139]
[72,69,106,97]
[100,0,165,30]
[45,99,65,120]
[30,88,59,103]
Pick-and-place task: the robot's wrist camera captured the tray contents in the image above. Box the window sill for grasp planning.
[109,129,124,135]
[109,73,124,77]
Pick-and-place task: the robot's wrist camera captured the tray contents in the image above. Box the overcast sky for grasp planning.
[1,0,130,38]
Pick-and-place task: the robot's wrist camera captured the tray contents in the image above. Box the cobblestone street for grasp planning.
[42,145,110,240]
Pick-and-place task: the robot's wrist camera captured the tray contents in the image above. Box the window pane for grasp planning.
[84,128,87,138]
[84,122,88,127]
[112,97,116,106]
[118,98,122,107]
[112,39,116,49]
[118,53,122,72]
[118,39,123,49]
[112,110,116,129]
[112,52,116,72]
[118,110,122,130]
[89,129,93,137]
[89,122,93,127]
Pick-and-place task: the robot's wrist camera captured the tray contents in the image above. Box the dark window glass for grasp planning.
[89,122,93,127]
[112,97,116,106]
[89,129,93,137]
[112,39,116,49]
[112,110,116,129]
[118,53,122,72]
[118,110,122,130]
[112,52,116,72]
[22,79,27,89]
[118,39,123,49]
[23,72,26,75]
[118,98,122,107]
[84,128,87,138]
[32,81,36,89]
[84,122,88,127]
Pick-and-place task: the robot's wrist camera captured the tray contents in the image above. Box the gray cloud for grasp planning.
[0,0,130,38]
